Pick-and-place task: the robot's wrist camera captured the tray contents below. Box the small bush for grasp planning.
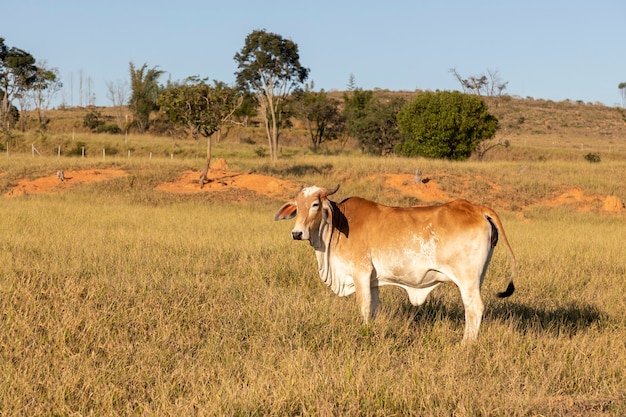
[83,110,104,131]
[66,141,87,157]
[83,110,120,134]
[584,152,601,163]
[96,124,121,134]
[103,146,119,156]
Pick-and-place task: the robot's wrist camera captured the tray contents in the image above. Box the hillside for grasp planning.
[486,96,626,139]
[18,92,626,160]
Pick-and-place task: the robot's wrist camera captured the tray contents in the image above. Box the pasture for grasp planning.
[0,142,625,416]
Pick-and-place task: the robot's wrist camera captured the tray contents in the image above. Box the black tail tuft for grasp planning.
[497,282,515,298]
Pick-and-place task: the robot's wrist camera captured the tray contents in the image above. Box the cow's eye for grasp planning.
[311,202,320,209]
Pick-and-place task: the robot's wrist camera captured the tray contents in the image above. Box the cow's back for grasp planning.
[337,197,488,242]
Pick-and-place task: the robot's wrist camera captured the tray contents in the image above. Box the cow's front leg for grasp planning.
[354,273,377,323]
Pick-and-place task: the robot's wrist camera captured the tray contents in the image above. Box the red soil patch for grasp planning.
[383,174,450,203]
[156,157,299,200]
[4,161,624,216]
[542,187,625,213]
[156,168,300,201]
[4,169,127,198]
[602,195,626,213]
[543,187,626,213]
[159,170,450,203]
[546,187,600,210]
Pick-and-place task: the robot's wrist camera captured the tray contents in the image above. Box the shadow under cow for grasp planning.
[391,296,607,339]
[486,300,608,338]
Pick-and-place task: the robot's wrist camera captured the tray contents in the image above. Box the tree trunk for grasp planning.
[258,99,274,160]
[198,133,213,188]
[271,114,278,160]
[261,90,280,160]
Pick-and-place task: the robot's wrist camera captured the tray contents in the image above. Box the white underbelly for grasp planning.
[376,268,447,287]
[372,245,448,285]
[376,269,448,306]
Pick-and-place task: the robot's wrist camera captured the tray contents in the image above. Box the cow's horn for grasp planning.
[325,184,340,197]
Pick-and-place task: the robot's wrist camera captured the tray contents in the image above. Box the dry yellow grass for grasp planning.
[0,147,625,415]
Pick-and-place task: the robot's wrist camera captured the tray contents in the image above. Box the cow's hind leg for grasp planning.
[370,286,380,319]
[459,284,484,343]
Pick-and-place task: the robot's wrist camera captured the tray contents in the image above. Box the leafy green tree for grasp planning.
[292,84,344,151]
[360,98,406,155]
[28,62,62,126]
[343,88,374,128]
[159,77,242,187]
[232,91,257,127]
[234,29,309,159]
[619,82,626,108]
[396,91,498,160]
[343,88,373,146]
[128,62,164,133]
[0,38,38,129]
[343,88,404,155]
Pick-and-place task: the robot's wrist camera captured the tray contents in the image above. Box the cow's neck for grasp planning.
[310,204,348,296]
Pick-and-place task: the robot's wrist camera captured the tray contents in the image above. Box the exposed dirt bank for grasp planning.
[3,161,624,215]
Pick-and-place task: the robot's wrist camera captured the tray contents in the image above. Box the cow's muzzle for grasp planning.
[291,231,303,240]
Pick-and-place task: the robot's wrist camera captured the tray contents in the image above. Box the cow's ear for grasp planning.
[274,202,297,221]
[322,200,333,224]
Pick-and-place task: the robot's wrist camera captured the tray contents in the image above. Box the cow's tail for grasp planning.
[484,209,516,298]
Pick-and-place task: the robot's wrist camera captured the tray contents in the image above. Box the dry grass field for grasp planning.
[1,98,625,416]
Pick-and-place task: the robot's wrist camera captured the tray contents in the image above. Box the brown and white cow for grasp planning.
[275,185,516,342]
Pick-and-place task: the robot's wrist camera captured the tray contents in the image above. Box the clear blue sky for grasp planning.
[5,0,626,108]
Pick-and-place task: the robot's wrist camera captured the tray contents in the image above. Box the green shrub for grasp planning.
[95,123,121,134]
[240,137,256,145]
[66,141,87,157]
[83,110,120,134]
[396,91,498,160]
[83,109,104,131]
